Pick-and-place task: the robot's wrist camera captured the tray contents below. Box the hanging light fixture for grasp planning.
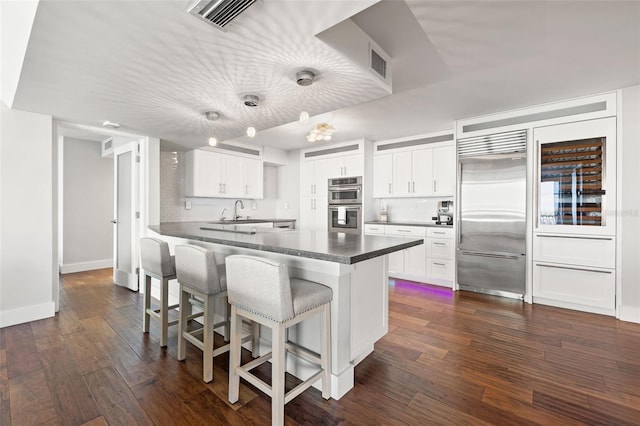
[208,136,217,146]
[296,69,315,124]
[306,123,335,142]
[247,126,256,138]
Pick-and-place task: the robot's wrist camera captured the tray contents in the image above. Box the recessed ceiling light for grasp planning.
[205,111,221,121]
[102,120,120,129]
[243,95,259,107]
[296,69,316,86]
[247,127,256,137]
[208,136,217,146]
[299,111,309,123]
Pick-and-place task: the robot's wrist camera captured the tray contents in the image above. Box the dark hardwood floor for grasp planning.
[1,269,639,425]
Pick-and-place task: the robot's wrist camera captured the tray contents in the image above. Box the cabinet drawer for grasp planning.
[426,259,453,280]
[427,227,453,239]
[426,238,454,260]
[364,224,386,235]
[533,263,614,312]
[533,234,615,268]
[385,225,426,237]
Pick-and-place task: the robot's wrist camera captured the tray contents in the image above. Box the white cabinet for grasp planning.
[300,196,327,232]
[425,227,454,282]
[325,154,364,178]
[185,149,263,199]
[433,145,456,196]
[372,154,393,197]
[380,225,426,276]
[373,140,455,198]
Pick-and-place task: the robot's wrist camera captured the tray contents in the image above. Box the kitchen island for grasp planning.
[149,221,423,399]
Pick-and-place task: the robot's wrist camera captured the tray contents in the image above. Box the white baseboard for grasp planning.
[0,301,55,328]
[60,259,112,274]
[619,305,640,324]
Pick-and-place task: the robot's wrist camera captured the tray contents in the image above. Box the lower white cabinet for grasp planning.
[532,232,616,316]
[533,262,615,316]
[364,224,454,286]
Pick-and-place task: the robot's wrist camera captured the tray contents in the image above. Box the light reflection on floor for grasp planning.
[389,279,453,298]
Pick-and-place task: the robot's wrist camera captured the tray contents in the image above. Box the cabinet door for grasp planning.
[314,158,331,197]
[411,148,434,196]
[404,243,426,276]
[343,154,364,177]
[300,161,316,197]
[314,195,328,232]
[244,158,263,199]
[373,154,393,197]
[323,157,344,179]
[388,250,404,274]
[194,150,222,197]
[299,197,316,230]
[220,154,244,197]
[392,152,412,196]
[433,145,455,196]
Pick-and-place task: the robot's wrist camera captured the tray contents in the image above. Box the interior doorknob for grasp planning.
[111,219,117,224]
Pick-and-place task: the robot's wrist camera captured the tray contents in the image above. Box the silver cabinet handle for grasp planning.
[219,183,222,193]
[311,198,313,210]
[407,182,410,192]
[412,181,415,193]
[433,231,446,235]
[245,184,248,195]
[433,242,446,246]
[310,184,314,194]
[535,263,612,274]
[313,184,316,194]
[433,262,446,266]
[535,235,613,241]
[397,229,412,233]
[314,198,316,210]
[433,180,437,193]
[223,183,226,193]
[388,183,391,194]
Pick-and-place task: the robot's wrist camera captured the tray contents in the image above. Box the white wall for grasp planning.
[372,198,451,224]
[0,103,55,327]
[619,85,640,322]
[159,150,292,222]
[61,138,113,273]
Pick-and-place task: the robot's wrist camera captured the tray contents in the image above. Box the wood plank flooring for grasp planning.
[1,269,639,425]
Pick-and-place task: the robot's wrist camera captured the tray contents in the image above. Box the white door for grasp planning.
[433,145,456,196]
[113,142,139,290]
[222,154,244,197]
[392,152,412,196]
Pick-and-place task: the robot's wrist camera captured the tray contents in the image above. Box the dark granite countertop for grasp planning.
[365,220,453,228]
[149,222,423,265]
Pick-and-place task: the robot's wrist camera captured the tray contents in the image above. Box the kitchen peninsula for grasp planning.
[149,221,423,399]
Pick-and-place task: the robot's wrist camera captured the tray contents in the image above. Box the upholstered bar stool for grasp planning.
[174,244,233,383]
[226,255,333,426]
[140,237,179,347]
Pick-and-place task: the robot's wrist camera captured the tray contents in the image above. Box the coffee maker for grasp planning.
[435,200,453,225]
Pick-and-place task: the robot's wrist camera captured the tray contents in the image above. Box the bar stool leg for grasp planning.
[160,277,170,347]
[203,293,215,383]
[228,305,242,404]
[177,288,189,361]
[321,303,331,399]
[143,274,152,333]
[272,322,286,426]
[251,321,261,357]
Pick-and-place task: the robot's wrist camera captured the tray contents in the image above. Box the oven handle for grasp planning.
[328,205,362,211]
[328,185,361,191]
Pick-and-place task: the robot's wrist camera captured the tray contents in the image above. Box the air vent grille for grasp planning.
[188,0,257,31]
[103,139,112,151]
[370,49,386,79]
[458,130,527,158]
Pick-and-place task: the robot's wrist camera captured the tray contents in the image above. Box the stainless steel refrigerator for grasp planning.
[457,130,527,297]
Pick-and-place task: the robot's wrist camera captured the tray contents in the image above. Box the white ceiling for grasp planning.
[13,0,640,151]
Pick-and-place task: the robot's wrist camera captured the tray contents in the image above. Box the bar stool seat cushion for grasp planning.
[290,278,333,317]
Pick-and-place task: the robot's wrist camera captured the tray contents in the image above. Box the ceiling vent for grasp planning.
[187,0,257,31]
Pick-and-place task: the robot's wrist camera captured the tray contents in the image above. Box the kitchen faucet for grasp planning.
[233,200,244,220]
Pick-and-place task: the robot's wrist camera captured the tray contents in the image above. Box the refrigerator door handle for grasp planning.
[460,250,521,261]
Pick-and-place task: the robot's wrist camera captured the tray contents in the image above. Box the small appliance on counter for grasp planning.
[433,200,453,225]
[379,206,388,223]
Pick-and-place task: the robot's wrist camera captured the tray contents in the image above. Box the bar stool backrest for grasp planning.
[175,245,225,295]
[140,237,175,277]
[226,255,294,323]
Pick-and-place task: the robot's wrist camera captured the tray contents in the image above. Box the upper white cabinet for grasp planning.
[185,147,264,199]
[373,131,455,198]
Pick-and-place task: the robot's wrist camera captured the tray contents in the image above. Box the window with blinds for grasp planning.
[538,137,606,226]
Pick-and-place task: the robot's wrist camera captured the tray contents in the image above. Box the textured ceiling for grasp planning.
[13,0,640,151]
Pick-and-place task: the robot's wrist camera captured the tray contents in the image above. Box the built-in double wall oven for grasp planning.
[328,176,362,234]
